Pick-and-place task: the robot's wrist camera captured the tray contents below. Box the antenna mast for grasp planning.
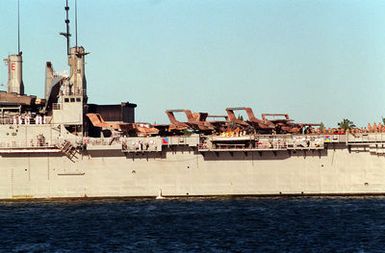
[17,0,20,54]
[60,0,71,56]
[75,0,78,48]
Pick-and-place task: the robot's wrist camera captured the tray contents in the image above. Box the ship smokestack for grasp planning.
[6,53,24,95]
[45,61,54,100]
[5,0,24,95]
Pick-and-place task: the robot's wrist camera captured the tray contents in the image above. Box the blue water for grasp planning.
[1,197,385,252]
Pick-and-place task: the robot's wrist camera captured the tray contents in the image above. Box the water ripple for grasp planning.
[1,197,385,252]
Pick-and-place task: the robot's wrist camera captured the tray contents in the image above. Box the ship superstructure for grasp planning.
[1,1,385,200]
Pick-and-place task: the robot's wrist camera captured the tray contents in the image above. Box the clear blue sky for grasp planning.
[1,0,385,127]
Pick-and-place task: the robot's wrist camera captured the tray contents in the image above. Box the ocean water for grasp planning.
[1,197,385,252]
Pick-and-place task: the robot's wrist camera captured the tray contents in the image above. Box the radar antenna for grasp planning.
[59,0,71,56]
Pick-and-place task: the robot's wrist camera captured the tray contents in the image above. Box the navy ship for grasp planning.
[0,0,384,200]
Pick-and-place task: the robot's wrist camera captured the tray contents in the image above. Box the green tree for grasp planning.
[338,119,356,131]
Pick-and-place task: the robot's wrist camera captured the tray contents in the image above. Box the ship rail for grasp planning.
[200,134,325,152]
[312,133,385,144]
[0,138,59,149]
[3,131,385,154]
[121,136,163,153]
[0,115,51,125]
[0,125,59,152]
[345,133,385,144]
[198,133,385,152]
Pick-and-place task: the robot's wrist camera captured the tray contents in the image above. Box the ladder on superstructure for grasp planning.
[57,140,78,161]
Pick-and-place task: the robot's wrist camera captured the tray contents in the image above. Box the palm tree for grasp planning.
[338,119,356,131]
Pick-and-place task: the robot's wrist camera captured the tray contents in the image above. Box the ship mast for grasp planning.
[75,0,78,49]
[58,0,87,99]
[50,0,87,134]
[60,0,71,57]
[17,0,20,54]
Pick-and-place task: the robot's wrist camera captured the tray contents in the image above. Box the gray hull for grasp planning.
[1,144,384,200]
